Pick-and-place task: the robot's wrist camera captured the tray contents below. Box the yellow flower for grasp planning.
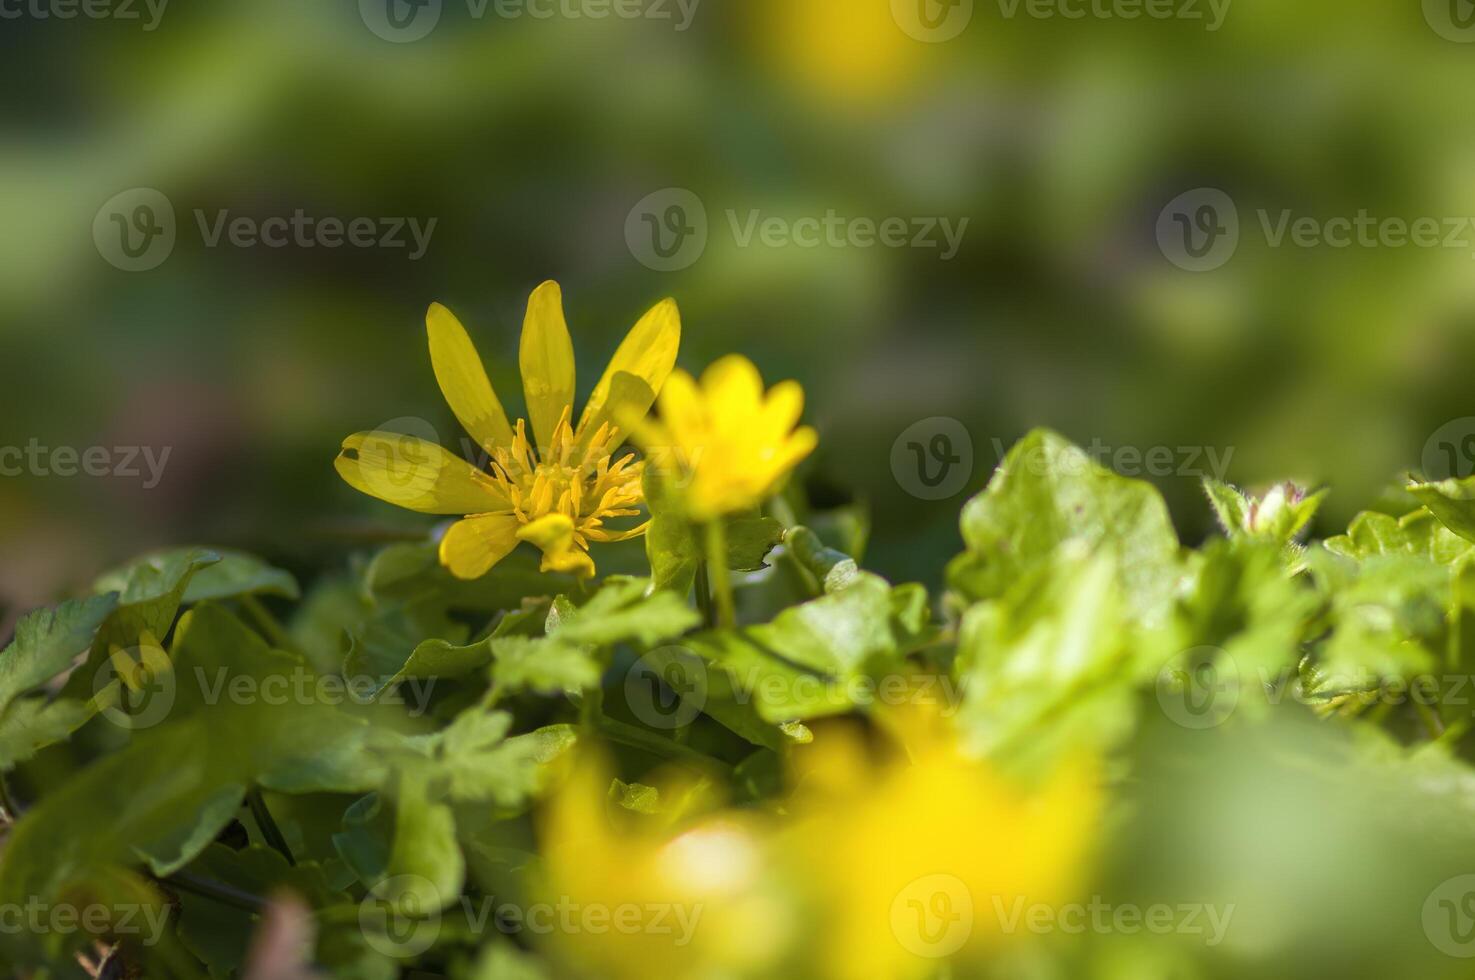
[536,756,787,980]
[633,355,817,523]
[335,281,680,579]
[785,712,1100,980]
[749,0,925,110]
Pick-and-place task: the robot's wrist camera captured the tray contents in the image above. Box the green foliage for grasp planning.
[15,429,1475,976]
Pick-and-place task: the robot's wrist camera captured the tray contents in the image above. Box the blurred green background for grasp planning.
[9,2,1475,977]
[8,0,1475,611]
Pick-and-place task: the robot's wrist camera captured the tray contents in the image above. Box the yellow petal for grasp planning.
[519,281,576,451]
[576,297,680,448]
[759,379,805,438]
[439,513,522,579]
[517,513,597,578]
[765,425,819,483]
[426,302,516,453]
[335,432,510,515]
[700,355,764,421]
[651,369,704,447]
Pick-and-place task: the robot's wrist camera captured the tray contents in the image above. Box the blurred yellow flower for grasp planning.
[785,712,1101,980]
[536,757,789,980]
[751,0,925,109]
[335,281,679,579]
[633,354,817,523]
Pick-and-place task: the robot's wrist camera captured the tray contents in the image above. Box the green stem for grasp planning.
[704,521,735,628]
[597,718,732,777]
[247,787,295,866]
[694,562,716,629]
[165,871,266,913]
[241,595,295,654]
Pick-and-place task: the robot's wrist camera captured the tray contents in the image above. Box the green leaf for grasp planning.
[683,573,906,722]
[1408,475,1475,544]
[395,710,577,809]
[954,553,1138,766]
[724,515,786,572]
[784,525,860,592]
[551,577,700,648]
[947,429,1181,622]
[181,548,300,602]
[0,714,235,919]
[0,594,118,712]
[1324,509,1474,564]
[1306,547,1448,686]
[460,944,552,980]
[174,844,351,977]
[135,783,247,877]
[644,465,788,594]
[92,547,222,647]
[490,635,601,696]
[644,465,700,595]
[381,769,464,913]
[0,697,95,770]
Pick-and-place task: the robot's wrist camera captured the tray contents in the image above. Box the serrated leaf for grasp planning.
[683,573,906,722]
[947,429,1180,622]
[490,635,601,696]
[0,593,118,712]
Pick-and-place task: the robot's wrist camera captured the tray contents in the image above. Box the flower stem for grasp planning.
[704,521,735,628]
[247,787,295,866]
[164,871,267,913]
[241,595,296,654]
[694,562,716,629]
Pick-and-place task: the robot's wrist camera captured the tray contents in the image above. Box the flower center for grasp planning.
[486,408,645,544]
